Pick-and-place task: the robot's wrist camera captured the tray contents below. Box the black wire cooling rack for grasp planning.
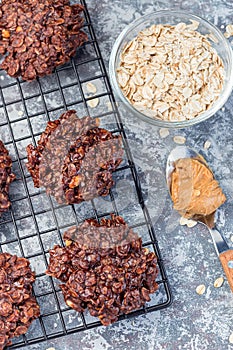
[0,1,172,348]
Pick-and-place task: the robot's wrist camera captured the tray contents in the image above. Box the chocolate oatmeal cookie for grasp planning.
[0,253,40,350]
[46,214,159,326]
[0,0,87,81]
[0,141,15,216]
[26,110,123,204]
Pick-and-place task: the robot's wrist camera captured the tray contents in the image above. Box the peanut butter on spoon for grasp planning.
[167,147,233,293]
[171,158,226,219]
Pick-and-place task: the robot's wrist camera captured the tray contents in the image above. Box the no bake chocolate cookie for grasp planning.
[46,214,159,326]
[0,253,40,350]
[26,110,123,204]
[0,0,87,81]
[0,140,15,216]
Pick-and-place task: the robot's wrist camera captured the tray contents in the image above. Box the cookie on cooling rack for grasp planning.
[0,0,87,81]
[46,214,159,326]
[0,253,40,350]
[26,110,123,204]
[0,140,15,216]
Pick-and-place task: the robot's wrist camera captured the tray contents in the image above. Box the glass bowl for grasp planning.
[109,10,233,128]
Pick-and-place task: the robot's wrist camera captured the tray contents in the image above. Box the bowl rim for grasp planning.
[109,10,233,128]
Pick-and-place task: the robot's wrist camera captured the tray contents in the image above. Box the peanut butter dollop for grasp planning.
[171,158,226,218]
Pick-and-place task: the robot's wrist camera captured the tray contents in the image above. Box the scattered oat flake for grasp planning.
[173,136,186,144]
[87,98,99,108]
[180,216,197,228]
[214,277,224,288]
[46,348,56,350]
[187,220,197,228]
[204,140,211,150]
[180,217,189,226]
[159,128,170,138]
[224,24,233,38]
[18,110,24,116]
[196,284,206,295]
[229,332,233,344]
[106,101,113,111]
[86,82,97,94]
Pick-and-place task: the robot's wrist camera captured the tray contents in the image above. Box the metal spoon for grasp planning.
[166,146,233,292]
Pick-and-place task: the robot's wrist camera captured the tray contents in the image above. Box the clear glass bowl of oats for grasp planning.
[109,10,233,128]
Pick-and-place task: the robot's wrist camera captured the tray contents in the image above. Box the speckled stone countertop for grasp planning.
[8,0,233,349]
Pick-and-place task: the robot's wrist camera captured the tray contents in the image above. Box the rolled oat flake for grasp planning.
[118,21,225,122]
[229,331,233,344]
[213,277,224,288]
[196,284,206,295]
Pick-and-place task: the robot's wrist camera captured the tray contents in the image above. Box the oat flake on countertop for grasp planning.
[214,277,224,288]
[229,331,233,344]
[179,216,197,228]
[159,128,170,138]
[86,82,97,94]
[87,97,99,108]
[173,135,186,144]
[196,284,206,295]
[204,140,211,149]
[224,24,233,38]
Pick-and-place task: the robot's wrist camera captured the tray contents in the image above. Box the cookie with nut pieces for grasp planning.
[0,0,87,81]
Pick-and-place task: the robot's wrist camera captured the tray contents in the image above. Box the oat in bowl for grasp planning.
[109,11,233,128]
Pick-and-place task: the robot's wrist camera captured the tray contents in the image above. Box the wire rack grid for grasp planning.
[0,1,172,349]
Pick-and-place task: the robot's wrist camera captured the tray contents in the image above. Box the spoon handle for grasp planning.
[219,250,233,293]
[208,228,233,292]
